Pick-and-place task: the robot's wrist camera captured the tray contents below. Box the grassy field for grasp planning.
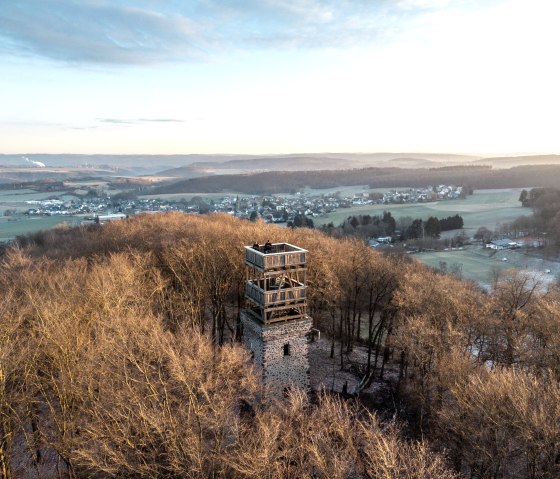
[314,188,527,235]
[414,247,511,289]
[0,189,59,201]
[0,190,66,216]
[0,186,86,241]
[416,245,559,290]
[0,216,84,242]
[139,192,233,201]
[144,186,387,201]
[303,184,374,196]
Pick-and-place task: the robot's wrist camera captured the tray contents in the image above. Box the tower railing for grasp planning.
[245,243,307,271]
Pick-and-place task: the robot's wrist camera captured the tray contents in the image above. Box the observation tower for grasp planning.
[241,242,312,397]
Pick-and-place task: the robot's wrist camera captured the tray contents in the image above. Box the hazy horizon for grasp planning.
[2,151,559,159]
[1,1,559,156]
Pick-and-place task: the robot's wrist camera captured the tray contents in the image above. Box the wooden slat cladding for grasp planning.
[245,243,307,271]
[262,252,306,270]
[246,282,306,307]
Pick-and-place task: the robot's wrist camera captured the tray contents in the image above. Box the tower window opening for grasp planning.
[283,343,291,356]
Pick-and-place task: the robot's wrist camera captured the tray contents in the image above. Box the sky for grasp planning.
[0,0,559,155]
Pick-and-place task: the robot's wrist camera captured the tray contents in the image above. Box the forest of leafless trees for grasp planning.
[1,212,560,478]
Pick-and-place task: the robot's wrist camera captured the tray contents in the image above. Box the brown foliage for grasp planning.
[440,368,560,478]
[230,392,457,479]
[1,214,460,478]
[6,212,560,478]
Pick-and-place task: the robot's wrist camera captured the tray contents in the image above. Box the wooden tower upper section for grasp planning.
[243,242,308,325]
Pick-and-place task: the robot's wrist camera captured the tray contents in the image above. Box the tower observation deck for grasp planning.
[244,242,308,324]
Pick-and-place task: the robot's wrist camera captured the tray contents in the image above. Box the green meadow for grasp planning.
[415,245,559,290]
[0,188,84,241]
[0,216,83,242]
[414,248,511,289]
[139,192,231,201]
[313,188,527,235]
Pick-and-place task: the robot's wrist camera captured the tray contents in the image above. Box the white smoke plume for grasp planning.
[23,156,46,167]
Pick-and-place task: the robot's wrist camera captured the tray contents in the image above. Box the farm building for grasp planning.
[486,238,518,250]
[95,213,127,223]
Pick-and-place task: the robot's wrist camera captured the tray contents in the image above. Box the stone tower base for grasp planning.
[242,312,312,398]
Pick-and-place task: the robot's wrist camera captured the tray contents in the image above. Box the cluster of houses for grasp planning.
[380,185,464,204]
[239,193,339,223]
[24,197,197,217]
[21,184,465,224]
[234,185,465,222]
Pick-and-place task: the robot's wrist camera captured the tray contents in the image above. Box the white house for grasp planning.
[487,238,518,250]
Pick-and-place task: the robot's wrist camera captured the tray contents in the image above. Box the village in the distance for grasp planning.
[16,183,465,222]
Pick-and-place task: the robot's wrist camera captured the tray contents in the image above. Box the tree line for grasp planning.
[150,164,560,195]
[1,213,560,478]
[323,213,463,240]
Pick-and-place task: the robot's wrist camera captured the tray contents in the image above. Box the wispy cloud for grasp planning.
[99,118,183,125]
[0,0,499,65]
[138,118,184,123]
[99,118,136,125]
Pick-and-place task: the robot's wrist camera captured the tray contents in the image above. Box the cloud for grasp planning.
[0,1,209,64]
[138,118,184,123]
[0,0,498,65]
[99,118,136,125]
[99,118,183,125]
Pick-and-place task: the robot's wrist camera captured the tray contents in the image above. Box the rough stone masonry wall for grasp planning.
[242,314,312,398]
[241,312,265,376]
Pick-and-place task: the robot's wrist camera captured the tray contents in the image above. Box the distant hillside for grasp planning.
[475,154,560,168]
[6,152,560,179]
[157,156,352,177]
[304,152,482,163]
[386,157,441,168]
[0,166,126,183]
[154,153,483,178]
[148,164,560,195]
[0,152,484,174]
[197,156,349,170]
[0,154,241,172]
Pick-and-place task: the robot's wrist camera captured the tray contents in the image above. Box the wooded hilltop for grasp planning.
[1,213,559,478]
